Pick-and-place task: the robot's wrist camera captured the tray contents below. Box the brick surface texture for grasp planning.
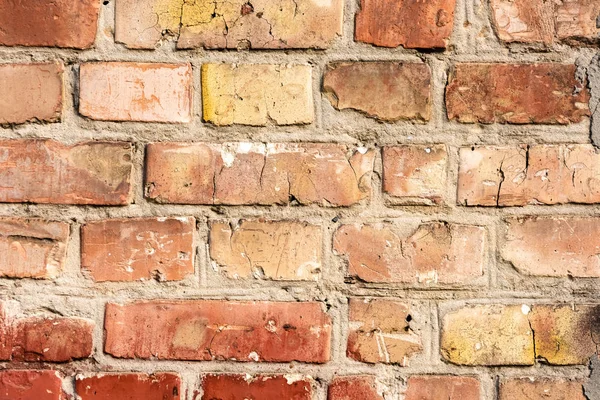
[0,0,599,398]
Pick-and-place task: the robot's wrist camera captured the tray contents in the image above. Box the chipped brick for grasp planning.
[202,375,312,399]
[0,370,65,400]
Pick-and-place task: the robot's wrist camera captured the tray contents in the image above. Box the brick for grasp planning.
[209,220,322,280]
[202,64,313,126]
[334,222,485,285]
[145,142,374,206]
[502,216,600,277]
[81,217,195,282]
[79,63,192,123]
[0,219,69,279]
[491,0,600,45]
[441,305,534,366]
[0,370,65,400]
[446,64,589,124]
[328,376,384,400]
[405,376,480,400]
[202,375,311,399]
[347,298,422,365]
[0,140,133,205]
[458,144,600,206]
[355,0,456,49]
[104,300,331,363]
[115,0,343,49]
[0,0,100,48]
[499,378,585,400]
[76,373,181,400]
[382,145,447,204]
[323,62,431,122]
[0,63,63,125]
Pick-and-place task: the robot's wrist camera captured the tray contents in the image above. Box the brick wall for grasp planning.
[0,0,598,399]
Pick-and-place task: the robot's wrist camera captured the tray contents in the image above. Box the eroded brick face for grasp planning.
[145,142,374,206]
[0,0,100,48]
[81,217,196,282]
[499,378,586,400]
[0,63,63,125]
[334,222,486,285]
[0,370,65,400]
[405,376,480,400]
[210,220,322,280]
[76,373,181,400]
[202,375,312,399]
[355,0,456,49]
[328,376,384,400]
[446,64,590,124]
[104,300,331,362]
[116,0,344,49]
[323,62,431,122]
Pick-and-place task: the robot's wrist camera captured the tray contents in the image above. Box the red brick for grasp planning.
[79,63,193,123]
[328,376,384,400]
[446,64,590,124]
[104,300,331,363]
[491,0,600,45]
[502,216,600,277]
[115,0,344,49]
[355,0,456,49]
[0,63,63,124]
[0,370,65,400]
[0,0,100,48]
[0,219,69,279]
[347,298,422,364]
[0,140,133,205]
[81,217,195,282]
[145,143,375,206]
[405,376,480,400]
[323,62,431,122]
[76,373,181,400]
[334,222,485,285]
[202,375,311,399]
[382,145,448,204]
[499,378,585,400]
[458,144,600,206]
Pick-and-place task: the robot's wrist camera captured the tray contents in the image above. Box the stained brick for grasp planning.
[145,142,374,206]
[0,140,133,205]
[104,300,331,363]
[499,378,586,400]
[76,373,181,400]
[446,64,589,124]
[81,217,195,282]
[0,63,63,125]
[79,63,193,122]
[405,376,480,400]
[210,220,322,280]
[328,376,384,400]
[323,62,431,122]
[202,375,312,399]
[0,370,65,400]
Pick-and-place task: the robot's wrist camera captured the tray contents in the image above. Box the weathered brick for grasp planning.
[104,300,331,363]
[382,145,448,204]
[202,375,312,399]
[446,64,589,124]
[202,64,313,126]
[79,63,192,122]
[458,145,600,206]
[323,62,431,122]
[405,376,480,400]
[502,216,600,277]
[347,298,422,365]
[499,378,586,400]
[334,222,485,285]
[441,305,534,366]
[115,0,343,49]
[145,142,374,206]
[210,220,322,280]
[0,0,100,48]
[0,370,65,400]
[0,219,69,279]
[491,0,600,45]
[81,217,195,282]
[328,376,384,400]
[355,0,456,49]
[0,140,133,205]
[76,373,181,400]
[0,63,63,125]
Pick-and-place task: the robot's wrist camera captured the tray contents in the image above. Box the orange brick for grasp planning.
[0,370,65,400]
[500,378,585,400]
[328,376,384,400]
[202,375,312,399]
[405,376,480,400]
